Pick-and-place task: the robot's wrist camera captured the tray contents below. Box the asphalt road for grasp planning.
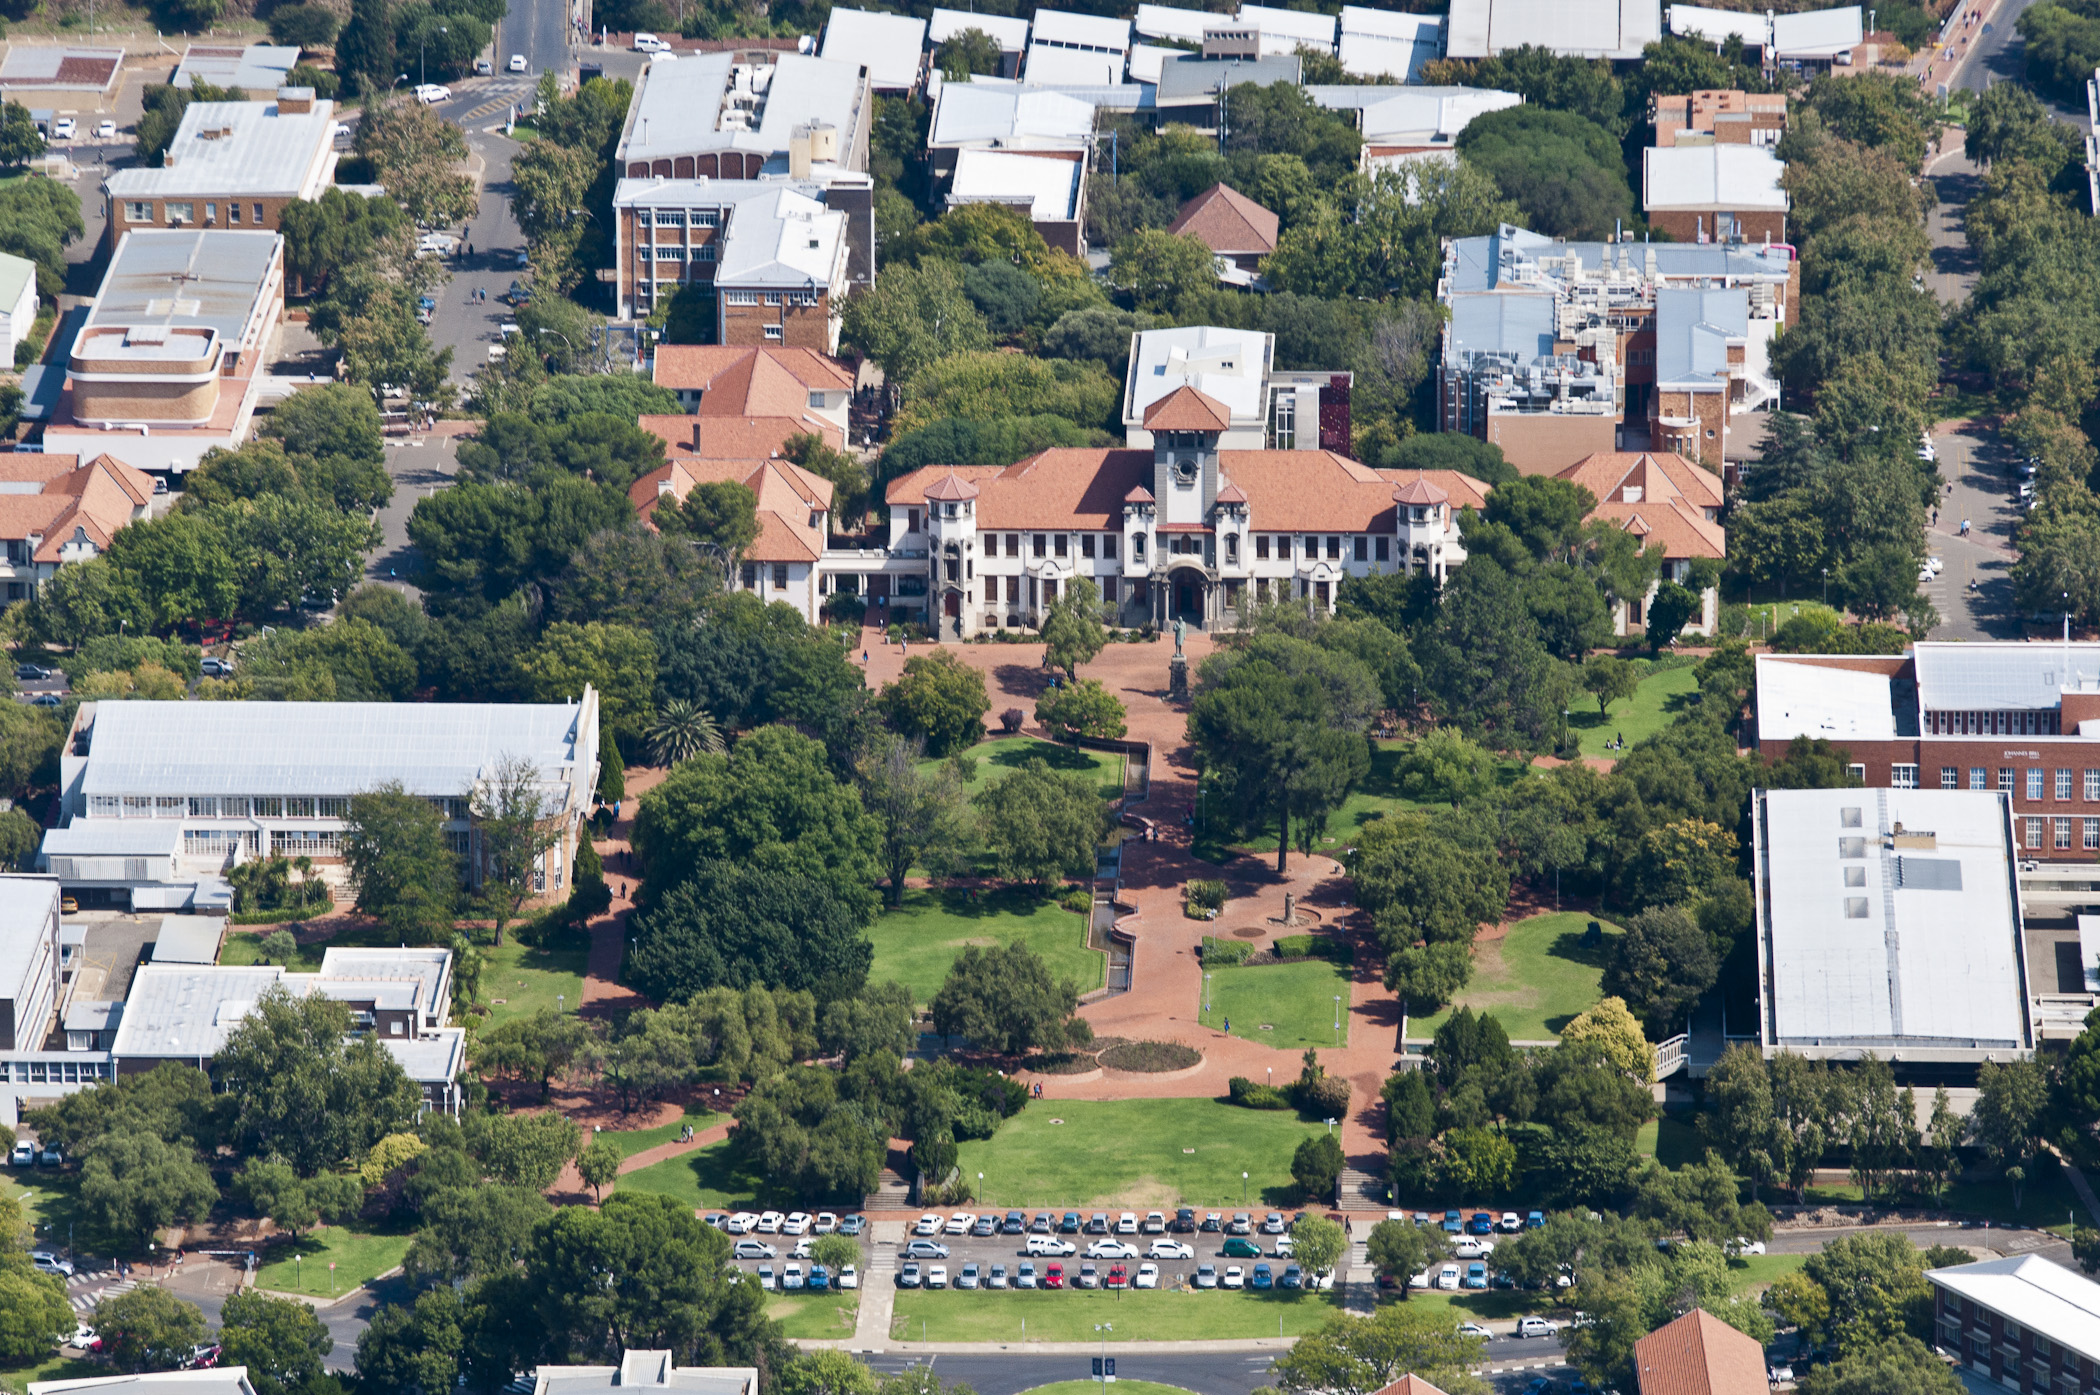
[500,0,579,84]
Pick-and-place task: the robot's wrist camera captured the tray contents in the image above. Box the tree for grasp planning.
[1382,1069,1436,1142]
[78,1133,217,1249]
[520,622,658,748]
[0,102,44,169]
[1800,1231,1933,1346]
[879,650,990,759]
[1584,655,1640,715]
[936,26,1003,79]
[821,981,917,1062]
[1561,997,1654,1085]
[342,782,460,944]
[655,479,760,559]
[510,136,600,292]
[96,1286,207,1373]
[0,1252,68,1362]
[1353,810,1509,952]
[1456,105,1634,240]
[626,862,874,1001]
[1797,1335,1964,1395]
[858,737,968,906]
[643,699,726,768]
[1385,942,1472,1019]
[279,189,411,298]
[1270,1303,1486,1395]
[1443,1126,1518,1196]
[469,751,561,947]
[355,98,476,228]
[215,988,424,1176]
[1418,557,1574,750]
[269,2,342,46]
[1603,904,1722,1036]
[1040,576,1110,678]
[972,758,1110,889]
[1291,1133,1345,1202]
[472,1009,591,1100]
[1293,1213,1346,1279]
[466,1110,582,1190]
[1366,1219,1450,1300]
[219,1290,338,1395]
[930,941,1092,1055]
[1035,678,1127,746]
[400,1183,551,1287]
[1394,727,1497,807]
[336,0,397,94]
[576,1138,620,1202]
[1109,230,1217,310]
[1972,1058,2049,1209]
[841,259,991,387]
[0,176,82,300]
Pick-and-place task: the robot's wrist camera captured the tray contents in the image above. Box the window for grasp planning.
[283,797,316,818]
[694,245,717,262]
[1276,536,1291,559]
[1353,536,1368,562]
[1033,534,1046,558]
[1054,534,1067,557]
[228,202,241,224]
[253,797,284,818]
[164,201,194,224]
[319,797,348,818]
[273,829,342,856]
[2060,770,2075,801]
[740,562,757,588]
[2086,818,2097,850]
[726,290,759,304]
[772,564,788,589]
[1081,534,1095,559]
[1972,767,1988,790]
[1256,535,1270,560]
[907,508,921,533]
[654,210,685,225]
[124,201,153,222]
[2028,818,2045,850]
[2058,818,2074,851]
[253,203,263,225]
[1839,835,1866,857]
[1102,535,1116,560]
[1132,535,1146,562]
[1941,767,1959,790]
[1848,764,1866,783]
[764,291,783,305]
[1844,897,1870,918]
[1005,576,1020,603]
[763,325,783,341]
[694,209,719,227]
[2088,769,2099,802]
[807,391,827,410]
[2001,767,2017,792]
[2030,769,2046,801]
[1326,536,1341,559]
[1225,534,1238,563]
[656,246,684,259]
[1102,576,1119,602]
[1892,764,1918,789]
[220,797,250,817]
[204,202,217,224]
[1375,536,1389,561]
[188,796,218,817]
[1843,865,1867,887]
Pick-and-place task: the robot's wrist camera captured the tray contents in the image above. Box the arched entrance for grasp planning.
[1167,567,1210,628]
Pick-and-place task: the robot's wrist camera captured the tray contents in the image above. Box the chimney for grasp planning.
[788,123,813,180]
[691,422,703,453]
[276,86,315,115]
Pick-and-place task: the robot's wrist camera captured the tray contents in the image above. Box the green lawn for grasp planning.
[953,1098,1328,1209]
[254,1223,412,1297]
[601,1107,717,1160]
[891,1287,1345,1342]
[769,1290,859,1339]
[0,1356,101,1395]
[1636,1113,1706,1169]
[1203,957,1352,1051]
[925,735,1125,803]
[1726,599,1845,644]
[1407,912,1622,1043]
[1572,663,1699,758]
[1800,1172,2086,1235]
[1727,1252,1807,1294]
[618,1137,860,1211]
[870,887,1102,1007]
[1402,1288,1543,1322]
[480,938,589,1025]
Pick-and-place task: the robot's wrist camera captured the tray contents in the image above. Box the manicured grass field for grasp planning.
[769,1290,859,1339]
[1801,1172,2084,1235]
[616,1139,766,1211]
[601,1108,717,1160]
[869,887,1103,1007]
[926,736,1126,804]
[1727,1252,1807,1294]
[254,1223,412,1297]
[1329,742,1536,838]
[1636,1113,1706,1169]
[952,1098,1328,1209]
[1202,957,1352,1051]
[0,1356,101,1395]
[1571,663,1699,758]
[1408,912,1622,1043]
[1402,1288,1540,1322]
[891,1287,1344,1342]
[480,938,589,1025]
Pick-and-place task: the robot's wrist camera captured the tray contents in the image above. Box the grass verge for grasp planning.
[924,736,1125,804]
[254,1223,412,1297]
[952,1098,1327,1209]
[1572,664,1699,758]
[1408,912,1622,1043]
[870,887,1102,1007]
[770,1290,859,1339]
[599,1108,718,1161]
[890,1287,1344,1342]
[1203,958,1352,1051]
[480,938,589,1025]
[0,1356,100,1395]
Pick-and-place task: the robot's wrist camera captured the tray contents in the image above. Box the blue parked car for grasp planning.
[1525,1210,1545,1230]
[1281,1263,1304,1289]
[1467,1212,1494,1235]
[1442,1210,1462,1233]
[1251,1263,1274,1291]
[1464,1262,1488,1290]
[808,1265,829,1292]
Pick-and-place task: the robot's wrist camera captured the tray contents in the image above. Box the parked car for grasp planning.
[1467,1212,1494,1235]
[1464,1262,1488,1290]
[782,1212,811,1235]
[814,1213,838,1233]
[987,1263,1009,1289]
[1060,1212,1081,1233]
[51,118,74,140]
[1029,1213,1053,1234]
[1084,1213,1109,1234]
[1228,1212,1252,1235]
[1015,1261,1036,1289]
[14,664,50,680]
[956,1263,979,1290]
[925,1265,948,1290]
[943,1212,972,1236]
[781,1263,804,1291]
[1442,1211,1463,1233]
[508,53,528,71]
[896,1263,920,1289]
[1728,1237,1767,1256]
[1043,1262,1064,1289]
[1115,1212,1138,1234]
[1498,1212,1522,1233]
[413,83,452,103]
[1525,1211,1545,1230]
[632,31,670,51]
[37,1147,62,1168]
[757,1266,776,1290]
[1148,1239,1194,1260]
[756,1211,784,1233]
[1194,1262,1218,1289]
[1436,1264,1461,1291]
[1222,1265,1245,1289]
[839,1216,865,1236]
[1134,1262,1159,1289]
[1249,1263,1274,1291]
[914,1213,942,1235]
[724,1213,756,1234]
[1457,1321,1493,1338]
[903,1240,948,1260]
[732,1240,775,1260]
[807,1265,829,1292]
[1173,1208,1197,1232]
[474,56,494,73]
[971,1215,997,1238]
[1003,1211,1025,1234]
[1453,1238,1495,1260]
[30,1252,72,1278]
[1200,1212,1223,1232]
[1076,1262,1100,1289]
[1086,1239,1138,1260]
[1281,1263,1304,1289]
[1261,1212,1286,1234]
[93,120,116,140]
[1273,1235,1295,1258]
[1222,1237,1262,1258]
[838,1265,858,1289]
[1516,1316,1561,1338]
[9,1142,31,1167]
[1027,1235,1076,1257]
[1105,1264,1128,1290]
[69,1325,95,1351]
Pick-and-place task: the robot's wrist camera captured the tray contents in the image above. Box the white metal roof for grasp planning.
[1023,44,1126,86]
[930,8,1032,50]
[948,147,1082,219]
[1754,655,1898,742]
[151,915,225,965]
[1772,4,1863,57]
[171,43,300,91]
[1338,8,1444,80]
[74,697,590,799]
[1928,1257,2100,1361]
[1446,0,1661,59]
[1914,640,2100,712]
[1127,42,1175,85]
[1759,788,2028,1049]
[381,1027,467,1084]
[1237,4,1337,47]
[1029,8,1132,51]
[0,876,55,1011]
[1126,324,1271,426]
[41,820,186,856]
[618,51,868,165]
[820,7,928,90]
[714,186,847,287]
[1666,4,1766,44]
[1134,3,1213,43]
[105,97,335,199]
[1644,144,1787,211]
[929,82,1095,148]
[31,1372,261,1395]
[1309,85,1521,143]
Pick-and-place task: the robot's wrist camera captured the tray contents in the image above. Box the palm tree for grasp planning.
[645,699,726,767]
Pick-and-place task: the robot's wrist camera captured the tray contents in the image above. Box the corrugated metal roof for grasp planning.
[1772,4,1863,57]
[1445,0,1661,59]
[0,877,55,1020]
[106,97,335,199]
[1337,8,1443,80]
[620,51,867,164]
[1128,324,1270,425]
[929,83,1095,148]
[1309,85,1521,142]
[41,819,186,854]
[820,7,928,90]
[1029,8,1132,51]
[1023,44,1126,86]
[1447,290,1555,360]
[948,147,1082,219]
[1157,53,1300,101]
[1654,285,1749,386]
[1134,2,1212,43]
[1127,42,1175,84]
[1915,641,2100,711]
[1761,787,2027,1049]
[1754,655,1898,741]
[1644,145,1788,211]
[1667,3,1766,44]
[83,230,281,342]
[930,8,1031,50]
[714,186,847,286]
[1928,1257,2100,1363]
[1237,4,1336,46]
[171,43,300,90]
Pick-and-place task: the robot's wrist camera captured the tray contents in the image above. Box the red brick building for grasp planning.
[1756,643,2100,859]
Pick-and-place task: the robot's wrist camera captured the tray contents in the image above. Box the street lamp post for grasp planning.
[1094,1324,1113,1390]
[978,1171,984,1207]
[557,993,565,1014]
[1202,972,1210,1022]
[1333,994,1342,1047]
[421,25,449,87]
[1241,1171,1248,1205]
[1821,567,1829,604]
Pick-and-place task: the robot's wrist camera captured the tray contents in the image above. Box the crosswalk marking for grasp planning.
[72,1278,136,1312]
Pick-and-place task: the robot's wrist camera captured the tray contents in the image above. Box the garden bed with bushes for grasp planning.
[1097,1040,1201,1073]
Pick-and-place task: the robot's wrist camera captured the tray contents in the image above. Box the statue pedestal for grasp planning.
[1168,654,1189,700]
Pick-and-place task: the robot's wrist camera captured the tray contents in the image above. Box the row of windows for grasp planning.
[91,794,466,820]
[741,562,794,591]
[0,1060,108,1083]
[124,200,266,226]
[1925,710,2064,736]
[723,289,821,306]
[1921,767,2100,801]
[649,209,721,227]
[2025,817,2100,851]
[905,521,1398,567]
[184,828,343,856]
[645,244,719,262]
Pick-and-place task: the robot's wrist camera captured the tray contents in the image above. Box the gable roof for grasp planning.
[1632,1309,1766,1395]
[637,414,843,459]
[1143,384,1232,431]
[629,457,834,564]
[1369,1379,1451,1395]
[1557,451,1724,561]
[1167,184,1280,257]
[1927,1255,2100,1363]
[0,451,155,560]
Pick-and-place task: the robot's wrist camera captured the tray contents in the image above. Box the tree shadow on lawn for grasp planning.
[648,1144,862,1214]
[982,740,1103,779]
[1537,926,1615,1035]
[922,884,1068,922]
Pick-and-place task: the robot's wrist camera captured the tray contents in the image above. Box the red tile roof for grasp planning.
[637,414,841,460]
[0,452,154,562]
[629,456,834,564]
[1394,477,1448,506]
[925,472,981,501]
[1167,183,1280,257]
[652,344,854,402]
[1368,1378,1450,1395]
[1633,1310,1766,1395]
[1143,384,1233,431]
[1556,451,1724,561]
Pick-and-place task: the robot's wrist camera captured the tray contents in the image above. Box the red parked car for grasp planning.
[1106,1264,1128,1289]
[1043,1263,1064,1289]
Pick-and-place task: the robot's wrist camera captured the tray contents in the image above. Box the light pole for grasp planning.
[1094,1323,1113,1389]
[1325,1117,1335,1135]
[1333,994,1342,1047]
[421,25,449,87]
[1202,972,1210,1022]
[557,993,565,1014]
[1241,1171,1248,1205]
[978,1171,984,1207]
[1821,566,1829,605]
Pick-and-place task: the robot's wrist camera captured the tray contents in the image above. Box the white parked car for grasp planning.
[1222,1265,1245,1289]
[30,1252,72,1278]
[814,1213,838,1233]
[1407,1269,1430,1290]
[9,1142,31,1167]
[50,117,74,140]
[756,1211,784,1234]
[331,121,351,141]
[837,1265,858,1289]
[791,1237,813,1259]
[914,1213,943,1236]
[632,32,669,51]
[69,1325,95,1350]
[1133,1262,1159,1289]
[1273,1235,1295,1258]
[1147,1239,1194,1260]
[508,53,528,72]
[925,1265,948,1289]
[1085,1239,1139,1260]
[1436,1264,1461,1291]
[782,1212,811,1236]
[944,1212,973,1236]
[1115,1212,1139,1234]
[93,119,115,140]
[781,1263,804,1291]
[1516,1316,1562,1338]
[413,83,452,104]
[1453,1238,1496,1259]
[1026,1235,1076,1256]
[1498,1212,1522,1233]
[1728,1236,1767,1256]
[724,1212,757,1234]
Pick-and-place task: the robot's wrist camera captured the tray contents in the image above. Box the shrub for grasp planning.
[1274,934,1354,964]
[1186,879,1229,913]
[1200,936,1252,965]
[1291,1072,1352,1119]
[1060,887,1093,915]
[1227,1076,1292,1109]
[1000,707,1026,734]
[1099,1040,1201,1072]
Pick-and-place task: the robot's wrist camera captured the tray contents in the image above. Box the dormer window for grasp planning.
[944,503,957,518]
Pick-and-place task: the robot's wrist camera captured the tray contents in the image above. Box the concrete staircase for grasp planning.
[1337,1166,1390,1213]
[866,1167,913,1211]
